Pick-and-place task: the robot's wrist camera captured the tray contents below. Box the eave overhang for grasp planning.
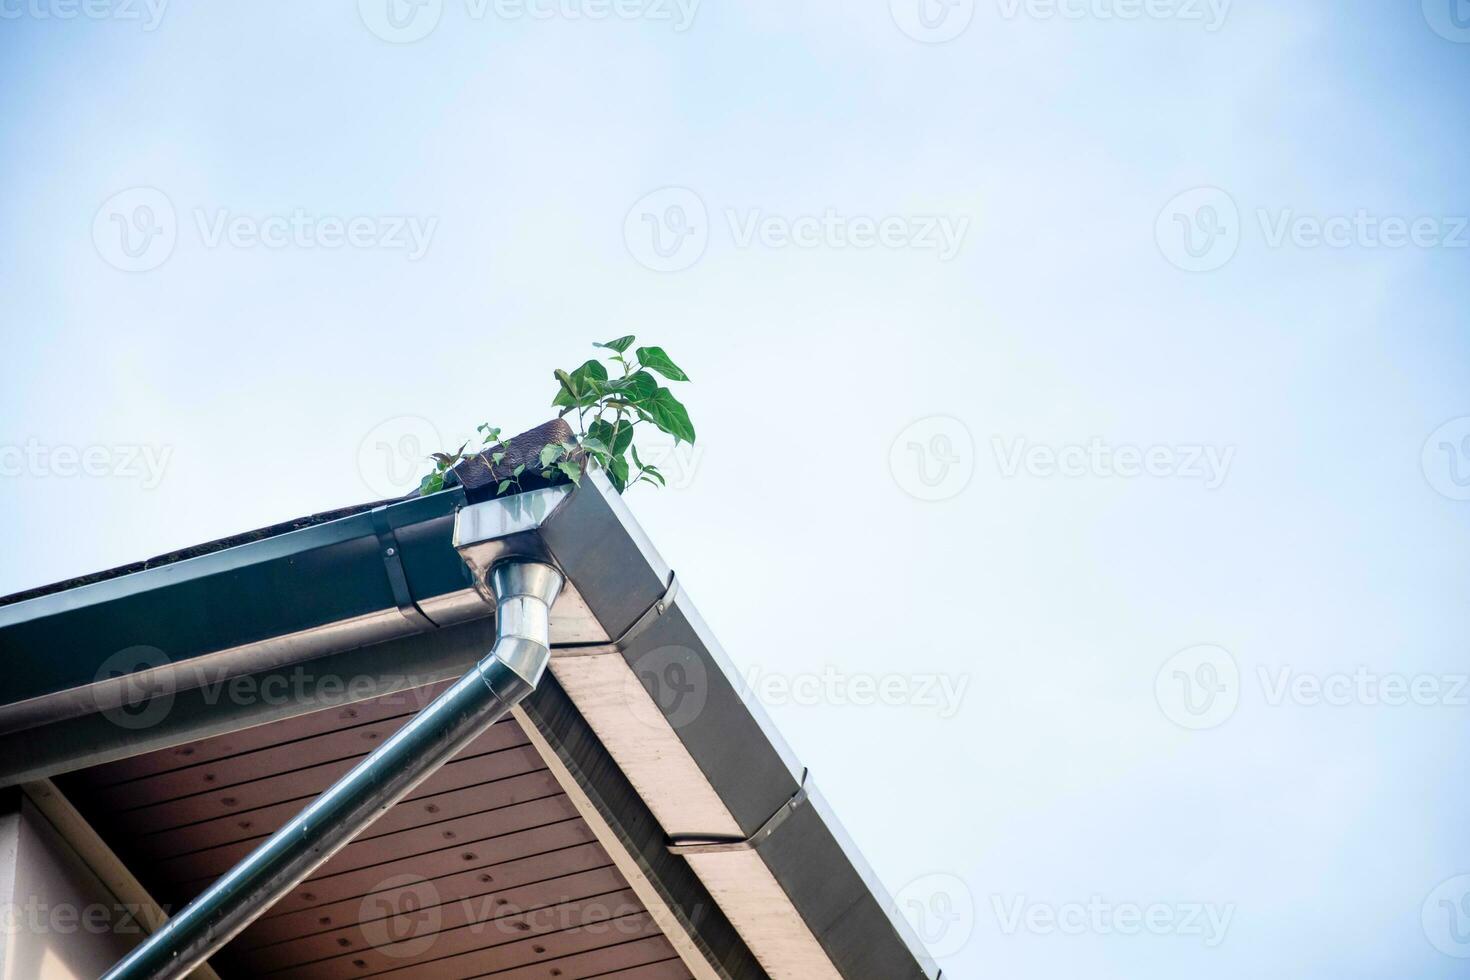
[0,475,941,980]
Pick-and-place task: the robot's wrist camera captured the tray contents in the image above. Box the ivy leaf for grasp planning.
[539,444,563,468]
[419,473,444,495]
[646,387,696,444]
[580,435,611,456]
[557,460,583,485]
[594,335,636,354]
[491,451,505,464]
[636,347,689,382]
[497,479,512,495]
[609,455,630,492]
[513,464,525,476]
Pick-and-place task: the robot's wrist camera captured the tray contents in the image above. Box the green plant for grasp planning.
[553,336,694,492]
[417,442,468,496]
[416,337,694,496]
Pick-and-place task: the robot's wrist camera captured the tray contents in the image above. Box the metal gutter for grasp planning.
[0,489,473,734]
[0,474,942,980]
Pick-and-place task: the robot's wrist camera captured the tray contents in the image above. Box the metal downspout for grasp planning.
[100,558,564,980]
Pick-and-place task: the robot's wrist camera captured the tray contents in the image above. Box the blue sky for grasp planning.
[2,2,1469,977]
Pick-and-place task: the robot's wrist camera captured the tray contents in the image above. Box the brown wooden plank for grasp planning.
[110,742,543,838]
[583,960,692,980]
[273,912,663,980]
[101,716,526,813]
[84,682,456,786]
[94,708,509,811]
[231,843,613,951]
[461,934,682,980]
[131,770,563,862]
[173,795,579,887]
[237,882,643,974]
[237,819,597,919]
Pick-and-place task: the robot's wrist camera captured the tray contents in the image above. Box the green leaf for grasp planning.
[491,451,505,464]
[635,347,689,382]
[646,387,696,444]
[630,443,644,469]
[611,422,635,456]
[419,473,444,495]
[557,460,582,485]
[513,464,525,476]
[580,435,611,456]
[609,455,630,492]
[497,479,512,494]
[605,370,658,403]
[539,444,563,468]
[555,368,578,396]
[573,359,609,383]
[594,335,636,354]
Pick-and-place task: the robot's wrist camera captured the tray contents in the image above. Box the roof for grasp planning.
[0,471,941,979]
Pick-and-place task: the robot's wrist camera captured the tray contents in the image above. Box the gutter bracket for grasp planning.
[666,769,810,856]
[372,505,434,630]
[612,571,680,650]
